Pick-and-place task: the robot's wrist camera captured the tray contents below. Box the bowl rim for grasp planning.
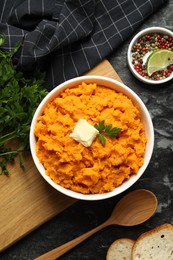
[30,75,154,200]
[127,26,173,85]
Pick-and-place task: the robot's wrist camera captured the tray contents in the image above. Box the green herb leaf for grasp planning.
[94,120,121,146]
[0,35,5,47]
[98,134,106,146]
[94,120,105,131]
[0,36,48,175]
[104,126,122,138]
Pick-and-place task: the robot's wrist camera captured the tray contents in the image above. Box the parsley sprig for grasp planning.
[94,120,121,146]
[0,36,48,175]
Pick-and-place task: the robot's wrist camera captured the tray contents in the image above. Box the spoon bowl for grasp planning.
[35,189,158,260]
[110,189,158,226]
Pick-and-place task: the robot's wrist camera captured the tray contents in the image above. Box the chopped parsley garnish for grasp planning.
[94,120,121,146]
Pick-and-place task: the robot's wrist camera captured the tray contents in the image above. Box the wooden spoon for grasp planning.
[35,189,157,260]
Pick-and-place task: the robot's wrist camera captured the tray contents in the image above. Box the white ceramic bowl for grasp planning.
[127,27,173,84]
[30,76,154,200]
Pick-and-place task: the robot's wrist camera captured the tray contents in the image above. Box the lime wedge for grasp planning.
[146,49,173,76]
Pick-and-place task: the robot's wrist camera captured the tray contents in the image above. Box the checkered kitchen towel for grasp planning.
[0,0,167,90]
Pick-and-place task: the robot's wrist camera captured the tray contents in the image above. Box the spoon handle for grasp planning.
[35,220,110,260]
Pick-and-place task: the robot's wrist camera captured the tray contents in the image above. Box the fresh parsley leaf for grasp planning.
[94,120,121,146]
[105,124,112,131]
[0,37,48,175]
[0,35,5,47]
[98,134,106,146]
[94,120,105,131]
[104,126,122,138]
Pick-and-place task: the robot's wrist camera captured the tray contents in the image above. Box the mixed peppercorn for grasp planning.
[131,33,173,80]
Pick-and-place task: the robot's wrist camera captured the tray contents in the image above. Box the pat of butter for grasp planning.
[70,119,99,147]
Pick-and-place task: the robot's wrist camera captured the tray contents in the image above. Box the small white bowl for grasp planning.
[127,27,173,84]
[30,76,154,201]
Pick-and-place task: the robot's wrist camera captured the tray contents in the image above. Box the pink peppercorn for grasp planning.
[131,32,173,80]
[146,35,151,40]
[156,77,160,80]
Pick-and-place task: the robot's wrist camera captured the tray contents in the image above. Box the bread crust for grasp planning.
[132,223,173,260]
[106,224,173,260]
[106,238,134,260]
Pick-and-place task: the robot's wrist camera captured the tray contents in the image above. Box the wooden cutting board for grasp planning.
[0,59,122,252]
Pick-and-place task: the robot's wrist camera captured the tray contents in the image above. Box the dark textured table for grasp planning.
[1,1,173,259]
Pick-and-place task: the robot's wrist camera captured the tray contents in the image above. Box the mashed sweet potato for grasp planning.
[34,82,147,194]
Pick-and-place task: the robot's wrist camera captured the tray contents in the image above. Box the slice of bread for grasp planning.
[132,223,173,260]
[106,238,134,260]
